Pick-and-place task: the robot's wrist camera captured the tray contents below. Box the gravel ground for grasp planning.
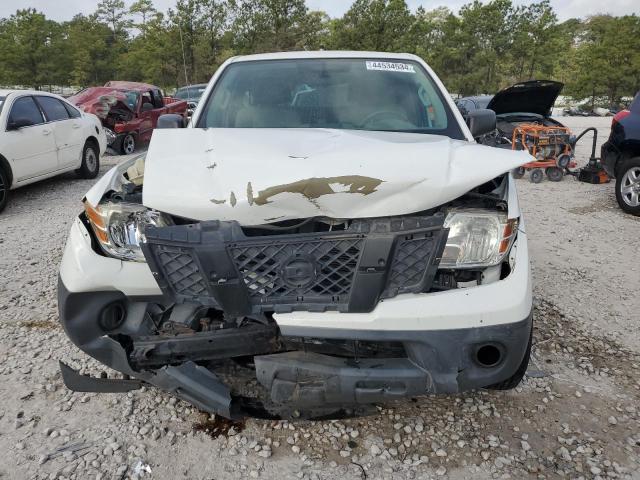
[1,117,639,480]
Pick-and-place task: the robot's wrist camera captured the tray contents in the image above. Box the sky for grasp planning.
[0,0,638,22]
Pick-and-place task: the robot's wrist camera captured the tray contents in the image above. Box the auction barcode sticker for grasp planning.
[365,61,415,73]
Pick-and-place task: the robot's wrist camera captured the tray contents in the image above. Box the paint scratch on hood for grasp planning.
[253,176,383,206]
[142,128,532,224]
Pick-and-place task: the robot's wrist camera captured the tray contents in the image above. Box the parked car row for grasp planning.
[0,89,106,213]
[68,81,188,155]
[0,81,190,213]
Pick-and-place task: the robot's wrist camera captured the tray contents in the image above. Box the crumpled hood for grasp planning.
[68,87,132,119]
[143,128,531,224]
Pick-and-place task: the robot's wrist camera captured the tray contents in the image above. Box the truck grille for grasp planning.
[142,217,447,315]
[231,238,363,300]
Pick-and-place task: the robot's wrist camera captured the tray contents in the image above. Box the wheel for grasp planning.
[529,168,544,183]
[0,167,9,214]
[512,166,525,179]
[556,154,572,169]
[545,167,563,182]
[615,157,640,216]
[120,133,136,155]
[76,142,100,179]
[486,325,532,390]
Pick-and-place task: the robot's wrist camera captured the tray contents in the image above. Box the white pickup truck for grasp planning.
[57,51,532,419]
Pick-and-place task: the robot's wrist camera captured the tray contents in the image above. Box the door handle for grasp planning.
[42,129,51,135]
[72,123,81,129]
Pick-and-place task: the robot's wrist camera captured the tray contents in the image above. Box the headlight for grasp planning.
[105,128,117,145]
[84,201,171,261]
[440,209,517,269]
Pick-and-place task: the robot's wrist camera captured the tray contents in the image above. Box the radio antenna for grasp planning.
[178,26,190,87]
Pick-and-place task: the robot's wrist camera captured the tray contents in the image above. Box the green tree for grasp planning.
[0,9,67,88]
[567,15,640,107]
[64,14,115,86]
[330,0,414,52]
[168,0,202,84]
[130,0,156,27]
[230,0,311,53]
[96,0,131,40]
[507,1,561,82]
[195,0,230,76]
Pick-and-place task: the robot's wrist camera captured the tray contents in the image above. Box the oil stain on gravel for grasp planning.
[193,412,245,438]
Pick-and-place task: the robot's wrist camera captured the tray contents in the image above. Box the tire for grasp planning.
[615,157,640,216]
[512,166,525,179]
[529,168,544,183]
[556,153,572,169]
[120,133,136,155]
[545,166,563,182]
[0,167,9,214]
[486,325,532,390]
[76,141,100,179]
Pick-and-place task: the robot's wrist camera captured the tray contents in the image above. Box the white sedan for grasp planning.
[0,90,107,213]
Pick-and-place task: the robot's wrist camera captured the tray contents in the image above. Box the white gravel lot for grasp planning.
[0,117,639,480]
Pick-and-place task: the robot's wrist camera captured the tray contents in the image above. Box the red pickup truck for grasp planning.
[68,81,188,155]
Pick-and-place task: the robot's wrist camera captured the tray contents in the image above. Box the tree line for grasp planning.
[0,0,638,105]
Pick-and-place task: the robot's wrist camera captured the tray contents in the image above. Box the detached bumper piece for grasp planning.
[59,361,142,393]
[141,215,448,315]
[256,352,430,407]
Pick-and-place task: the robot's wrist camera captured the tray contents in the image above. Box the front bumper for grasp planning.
[58,216,533,418]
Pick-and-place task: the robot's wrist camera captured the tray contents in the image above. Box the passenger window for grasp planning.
[7,96,44,128]
[37,96,70,122]
[141,93,154,112]
[64,102,82,119]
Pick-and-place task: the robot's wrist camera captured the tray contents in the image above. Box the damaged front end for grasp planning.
[59,151,530,419]
[68,87,135,148]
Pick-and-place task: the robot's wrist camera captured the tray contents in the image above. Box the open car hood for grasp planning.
[142,128,531,224]
[487,80,563,117]
[68,87,133,119]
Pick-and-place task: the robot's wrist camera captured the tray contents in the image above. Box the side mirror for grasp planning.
[7,117,33,130]
[467,109,496,138]
[157,114,186,129]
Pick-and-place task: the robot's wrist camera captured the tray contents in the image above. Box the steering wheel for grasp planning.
[360,110,410,128]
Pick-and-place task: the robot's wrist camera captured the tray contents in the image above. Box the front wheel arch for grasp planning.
[0,154,14,187]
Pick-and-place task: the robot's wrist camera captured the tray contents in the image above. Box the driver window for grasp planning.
[8,96,44,129]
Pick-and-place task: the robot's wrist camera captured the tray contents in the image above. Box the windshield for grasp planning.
[176,86,206,100]
[0,96,5,114]
[198,58,464,138]
[120,90,139,110]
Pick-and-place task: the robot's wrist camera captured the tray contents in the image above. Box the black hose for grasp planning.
[572,127,598,160]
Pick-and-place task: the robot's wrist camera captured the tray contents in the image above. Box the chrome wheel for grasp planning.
[620,166,640,207]
[122,134,135,155]
[85,148,97,173]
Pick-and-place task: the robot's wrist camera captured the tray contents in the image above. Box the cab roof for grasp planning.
[104,81,158,92]
[228,51,422,63]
